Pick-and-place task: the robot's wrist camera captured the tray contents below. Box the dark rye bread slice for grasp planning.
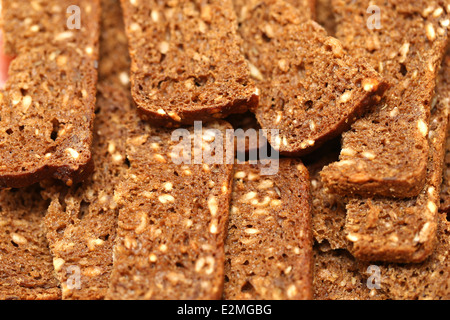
[313,244,387,300]
[0,0,100,188]
[305,142,350,250]
[0,186,60,300]
[43,84,130,300]
[356,213,450,300]
[41,0,132,300]
[223,159,313,300]
[345,57,450,263]
[320,0,450,198]
[106,118,234,300]
[120,0,258,127]
[234,0,388,156]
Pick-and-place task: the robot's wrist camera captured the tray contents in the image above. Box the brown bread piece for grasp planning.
[120,0,258,127]
[313,244,387,300]
[43,85,131,300]
[0,186,60,300]
[345,55,450,263]
[107,118,234,300]
[321,0,450,198]
[41,0,131,300]
[306,143,350,250]
[357,213,450,300]
[223,159,313,300]
[234,0,388,156]
[0,0,100,188]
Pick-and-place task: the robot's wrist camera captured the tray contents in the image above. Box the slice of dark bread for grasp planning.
[234,0,388,156]
[0,186,60,300]
[41,0,132,300]
[43,84,131,300]
[106,118,234,300]
[344,54,450,263]
[223,159,313,300]
[320,0,450,198]
[0,0,100,188]
[120,0,258,127]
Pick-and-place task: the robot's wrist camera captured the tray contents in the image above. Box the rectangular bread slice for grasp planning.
[0,186,60,300]
[0,0,100,188]
[106,118,234,300]
[344,53,450,263]
[320,0,450,198]
[223,159,313,300]
[43,84,131,299]
[41,0,132,300]
[120,0,258,127]
[234,0,388,156]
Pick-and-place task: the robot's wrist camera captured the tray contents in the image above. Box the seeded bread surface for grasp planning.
[0,0,100,188]
[345,54,450,263]
[41,0,131,300]
[43,84,131,299]
[234,0,387,156]
[106,118,234,300]
[120,0,258,127]
[223,159,313,300]
[321,0,450,198]
[0,186,60,300]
